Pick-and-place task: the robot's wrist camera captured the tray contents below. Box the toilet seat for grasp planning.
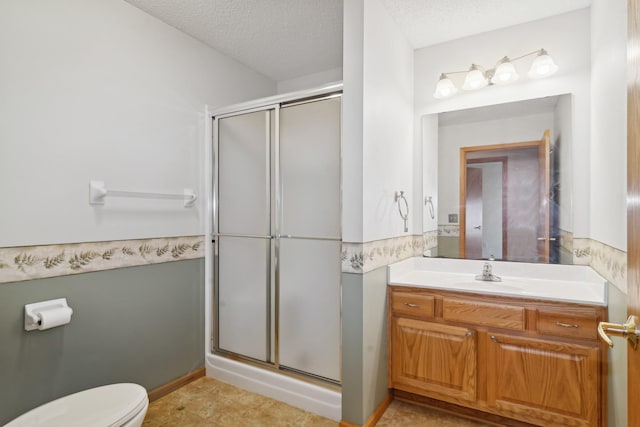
[5,383,148,427]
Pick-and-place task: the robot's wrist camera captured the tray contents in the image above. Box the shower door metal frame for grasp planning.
[210,83,343,385]
[213,104,278,367]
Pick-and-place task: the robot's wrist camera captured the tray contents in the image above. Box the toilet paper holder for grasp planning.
[24,298,73,331]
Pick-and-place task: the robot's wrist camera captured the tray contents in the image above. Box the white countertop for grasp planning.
[388,257,608,306]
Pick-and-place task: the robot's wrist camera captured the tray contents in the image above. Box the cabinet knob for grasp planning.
[404,303,420,308]
[490,335,497,343]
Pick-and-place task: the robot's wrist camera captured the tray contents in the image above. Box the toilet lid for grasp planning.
[6,383,148,427]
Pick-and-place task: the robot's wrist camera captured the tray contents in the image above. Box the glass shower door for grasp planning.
[216,110,273,362]
[278,97,341,381]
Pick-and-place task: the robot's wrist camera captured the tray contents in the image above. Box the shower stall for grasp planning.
[210,87,342,388]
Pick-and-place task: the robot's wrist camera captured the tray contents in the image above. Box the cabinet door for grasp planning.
[486,333,599,426]
[390,317,476,402]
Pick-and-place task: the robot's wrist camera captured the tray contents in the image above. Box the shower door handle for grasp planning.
[275,234,293,239]
[215,233,274,239]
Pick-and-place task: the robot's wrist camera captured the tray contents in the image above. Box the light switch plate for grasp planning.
[448,214,458,223]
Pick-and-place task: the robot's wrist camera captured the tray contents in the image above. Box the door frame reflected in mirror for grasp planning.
[459,131,550,263]
[462,156,508,260]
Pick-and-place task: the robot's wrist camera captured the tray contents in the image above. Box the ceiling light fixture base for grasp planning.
[433,48,558,99]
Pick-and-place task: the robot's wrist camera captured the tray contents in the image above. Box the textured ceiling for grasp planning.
[124,0,590,83]
[124,0,343,82]
[380,0,591,49]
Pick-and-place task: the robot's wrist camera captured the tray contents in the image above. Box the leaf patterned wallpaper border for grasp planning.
[3,234,626,293]
[572,237,627,292]
[0,236,205,284]
[559,229,574,253]
[341,235,424,274]
[438,225,460,237]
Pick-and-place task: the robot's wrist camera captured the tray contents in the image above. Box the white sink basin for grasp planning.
[388,257,607,305]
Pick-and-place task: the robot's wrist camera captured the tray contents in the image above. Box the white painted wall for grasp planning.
[277,67,343,94]
[415,9,591,239]
[362,0,414,242]
[590,0,627,251]
[340,1,414,424]
[342,0,365,243]
[421,115,438,232]
[0,0,275,247]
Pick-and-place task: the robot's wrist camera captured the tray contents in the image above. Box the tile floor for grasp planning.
[377,400,490,427]
[143,377,491,426]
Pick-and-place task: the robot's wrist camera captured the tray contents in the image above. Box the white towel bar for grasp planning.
[89,180,197,207]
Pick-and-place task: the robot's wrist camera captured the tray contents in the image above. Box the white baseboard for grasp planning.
[206,353,341,421]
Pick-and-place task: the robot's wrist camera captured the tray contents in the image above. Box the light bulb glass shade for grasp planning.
[462,66,488,90]
[528,50,558,79]
[490,59,519,84]
[433,75,458,99]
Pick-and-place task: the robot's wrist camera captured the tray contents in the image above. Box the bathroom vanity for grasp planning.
[387,257,608,427]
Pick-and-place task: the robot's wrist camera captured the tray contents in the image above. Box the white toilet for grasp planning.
[5,383,148,427]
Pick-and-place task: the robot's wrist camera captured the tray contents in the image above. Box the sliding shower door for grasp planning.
[278,97,341,381]
[217,110,273,362]
[214,94,341,383]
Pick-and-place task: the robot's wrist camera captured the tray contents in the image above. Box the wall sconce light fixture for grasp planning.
[433,48,558,99]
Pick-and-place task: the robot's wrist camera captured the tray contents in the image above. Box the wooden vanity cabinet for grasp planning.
[486,333,599,426]
[388,286,607,426]
[390,317,477,402]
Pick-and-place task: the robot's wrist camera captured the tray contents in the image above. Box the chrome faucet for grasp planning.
[475,261,501,282]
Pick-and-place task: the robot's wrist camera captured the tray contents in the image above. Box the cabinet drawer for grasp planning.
[537,309,599,340]
[443,299,525,331]
[391,292,435,319]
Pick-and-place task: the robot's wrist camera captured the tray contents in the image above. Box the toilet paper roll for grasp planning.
[37,307,73,330]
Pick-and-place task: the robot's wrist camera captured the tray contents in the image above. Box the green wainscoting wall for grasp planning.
[0,259,205,424]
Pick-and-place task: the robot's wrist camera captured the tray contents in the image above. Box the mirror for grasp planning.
[422,94,574,264]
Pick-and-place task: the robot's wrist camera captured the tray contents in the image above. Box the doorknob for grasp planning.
[598,315,640,349]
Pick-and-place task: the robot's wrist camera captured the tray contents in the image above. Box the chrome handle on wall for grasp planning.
[395,191,409,232]
[473,225,482,230]
[424,196,435,219]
